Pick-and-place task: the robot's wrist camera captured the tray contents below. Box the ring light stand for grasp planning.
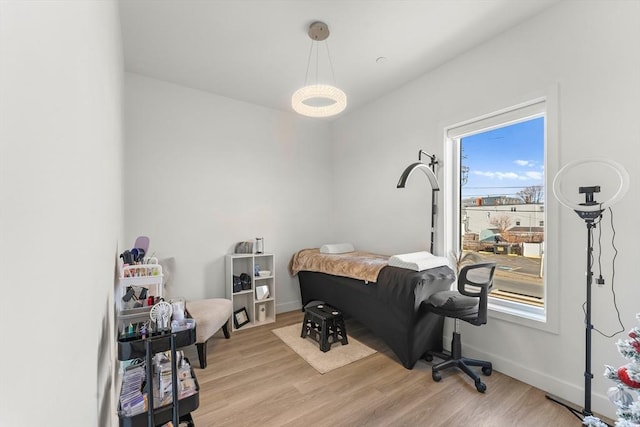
[547,158,629,422]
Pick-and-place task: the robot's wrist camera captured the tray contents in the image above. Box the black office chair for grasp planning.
[423,262,496,393]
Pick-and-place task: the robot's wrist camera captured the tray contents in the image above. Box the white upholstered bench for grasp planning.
[186,298,233,369]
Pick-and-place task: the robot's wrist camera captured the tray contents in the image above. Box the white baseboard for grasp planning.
[277,299,302,314]
[461,342,616,421]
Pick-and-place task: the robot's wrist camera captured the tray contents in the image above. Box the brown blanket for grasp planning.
[289,248,389,283]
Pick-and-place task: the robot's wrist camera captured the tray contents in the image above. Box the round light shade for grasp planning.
[291,84,347,118]
[552,158,629,212]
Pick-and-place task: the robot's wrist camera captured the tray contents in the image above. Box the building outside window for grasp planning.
[445,99,548,322]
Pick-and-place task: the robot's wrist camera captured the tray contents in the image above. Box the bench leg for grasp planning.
[196,342,207,369]
[222,321,231,339]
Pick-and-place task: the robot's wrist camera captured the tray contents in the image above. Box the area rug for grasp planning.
[272,323,376,374]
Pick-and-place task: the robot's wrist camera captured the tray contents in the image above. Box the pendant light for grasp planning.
[292,21,347,118]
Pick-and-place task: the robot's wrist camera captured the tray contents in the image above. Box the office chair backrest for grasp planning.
[457,262,496,326]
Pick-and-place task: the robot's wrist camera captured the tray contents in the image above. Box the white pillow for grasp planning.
[320,243,355,254]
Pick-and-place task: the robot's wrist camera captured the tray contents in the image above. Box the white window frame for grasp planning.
[442,87,559,333]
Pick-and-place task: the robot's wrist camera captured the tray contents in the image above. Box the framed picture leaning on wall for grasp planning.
[233,307,250,328]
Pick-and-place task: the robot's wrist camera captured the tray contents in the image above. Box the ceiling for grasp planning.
[119,0,560,116]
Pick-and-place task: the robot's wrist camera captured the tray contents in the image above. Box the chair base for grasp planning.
[425,331,492,393]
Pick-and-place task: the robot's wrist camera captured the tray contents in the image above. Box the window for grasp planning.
[445,98,550,324]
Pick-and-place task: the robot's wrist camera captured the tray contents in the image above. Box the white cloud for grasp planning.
[525,171,543,180]
[514,159,531,166]
[473,170,522,180]
[473,170,541,181]
[496,172,521,180]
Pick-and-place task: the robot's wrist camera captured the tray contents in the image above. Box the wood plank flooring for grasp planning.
[182,310,606,427]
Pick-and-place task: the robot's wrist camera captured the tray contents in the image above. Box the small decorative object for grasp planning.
[257,304,266,323]
[234,241,253,254]
[232,275,243,293]
[256,237,264,254]
[233,307,250,329]
[256,285,269,300]
[583,312,640,427]
[450,250,482,274]
[170,297,186,321]
[239,273,252,290]
[254,264,260,277]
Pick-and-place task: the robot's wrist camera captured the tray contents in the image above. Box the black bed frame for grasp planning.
[298,265,455,369]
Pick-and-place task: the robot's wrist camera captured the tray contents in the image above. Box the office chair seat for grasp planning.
[426,291,480,321]
[423,262,496,393]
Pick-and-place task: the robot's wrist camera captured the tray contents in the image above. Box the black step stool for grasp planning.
[301,304,348,352]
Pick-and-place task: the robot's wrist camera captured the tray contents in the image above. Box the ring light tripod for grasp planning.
[548,158,629,422]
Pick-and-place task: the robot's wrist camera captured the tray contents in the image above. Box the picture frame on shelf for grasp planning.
[233,307,250,328]
[255,285,270,300]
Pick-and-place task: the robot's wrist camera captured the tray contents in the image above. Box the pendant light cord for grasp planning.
[324,40,337,85]
[303,39,314,86]
[303,38,338,87]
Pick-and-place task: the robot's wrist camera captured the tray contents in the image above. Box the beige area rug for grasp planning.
[272,323,376,374]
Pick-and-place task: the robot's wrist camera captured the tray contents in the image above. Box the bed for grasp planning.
[290,248,456,369]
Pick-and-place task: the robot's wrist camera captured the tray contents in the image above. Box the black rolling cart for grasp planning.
[117,326,199,427]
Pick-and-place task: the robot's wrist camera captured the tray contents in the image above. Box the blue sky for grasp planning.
[461,116,544,199]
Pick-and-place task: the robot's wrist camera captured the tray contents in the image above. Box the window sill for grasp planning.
[488,298,558,334]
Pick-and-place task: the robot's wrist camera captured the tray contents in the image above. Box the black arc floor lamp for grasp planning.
[549,158,630,422]
[397,149,440,254]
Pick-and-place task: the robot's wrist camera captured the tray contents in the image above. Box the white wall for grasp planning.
[124,73,334,312]
[331,0,639,419]
[0,1,123,426]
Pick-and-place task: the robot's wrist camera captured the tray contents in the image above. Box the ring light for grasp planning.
[546,157,630,419]
[552,158,629,212]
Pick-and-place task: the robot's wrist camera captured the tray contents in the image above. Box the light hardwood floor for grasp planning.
[183,310,607,427]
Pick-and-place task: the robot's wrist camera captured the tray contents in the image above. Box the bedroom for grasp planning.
[1,0,638,426]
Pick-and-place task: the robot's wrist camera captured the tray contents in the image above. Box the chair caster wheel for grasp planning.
[425,354,434,362]
[482,366,492,376]
[475,380,486,393]
[432,371,442,382]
